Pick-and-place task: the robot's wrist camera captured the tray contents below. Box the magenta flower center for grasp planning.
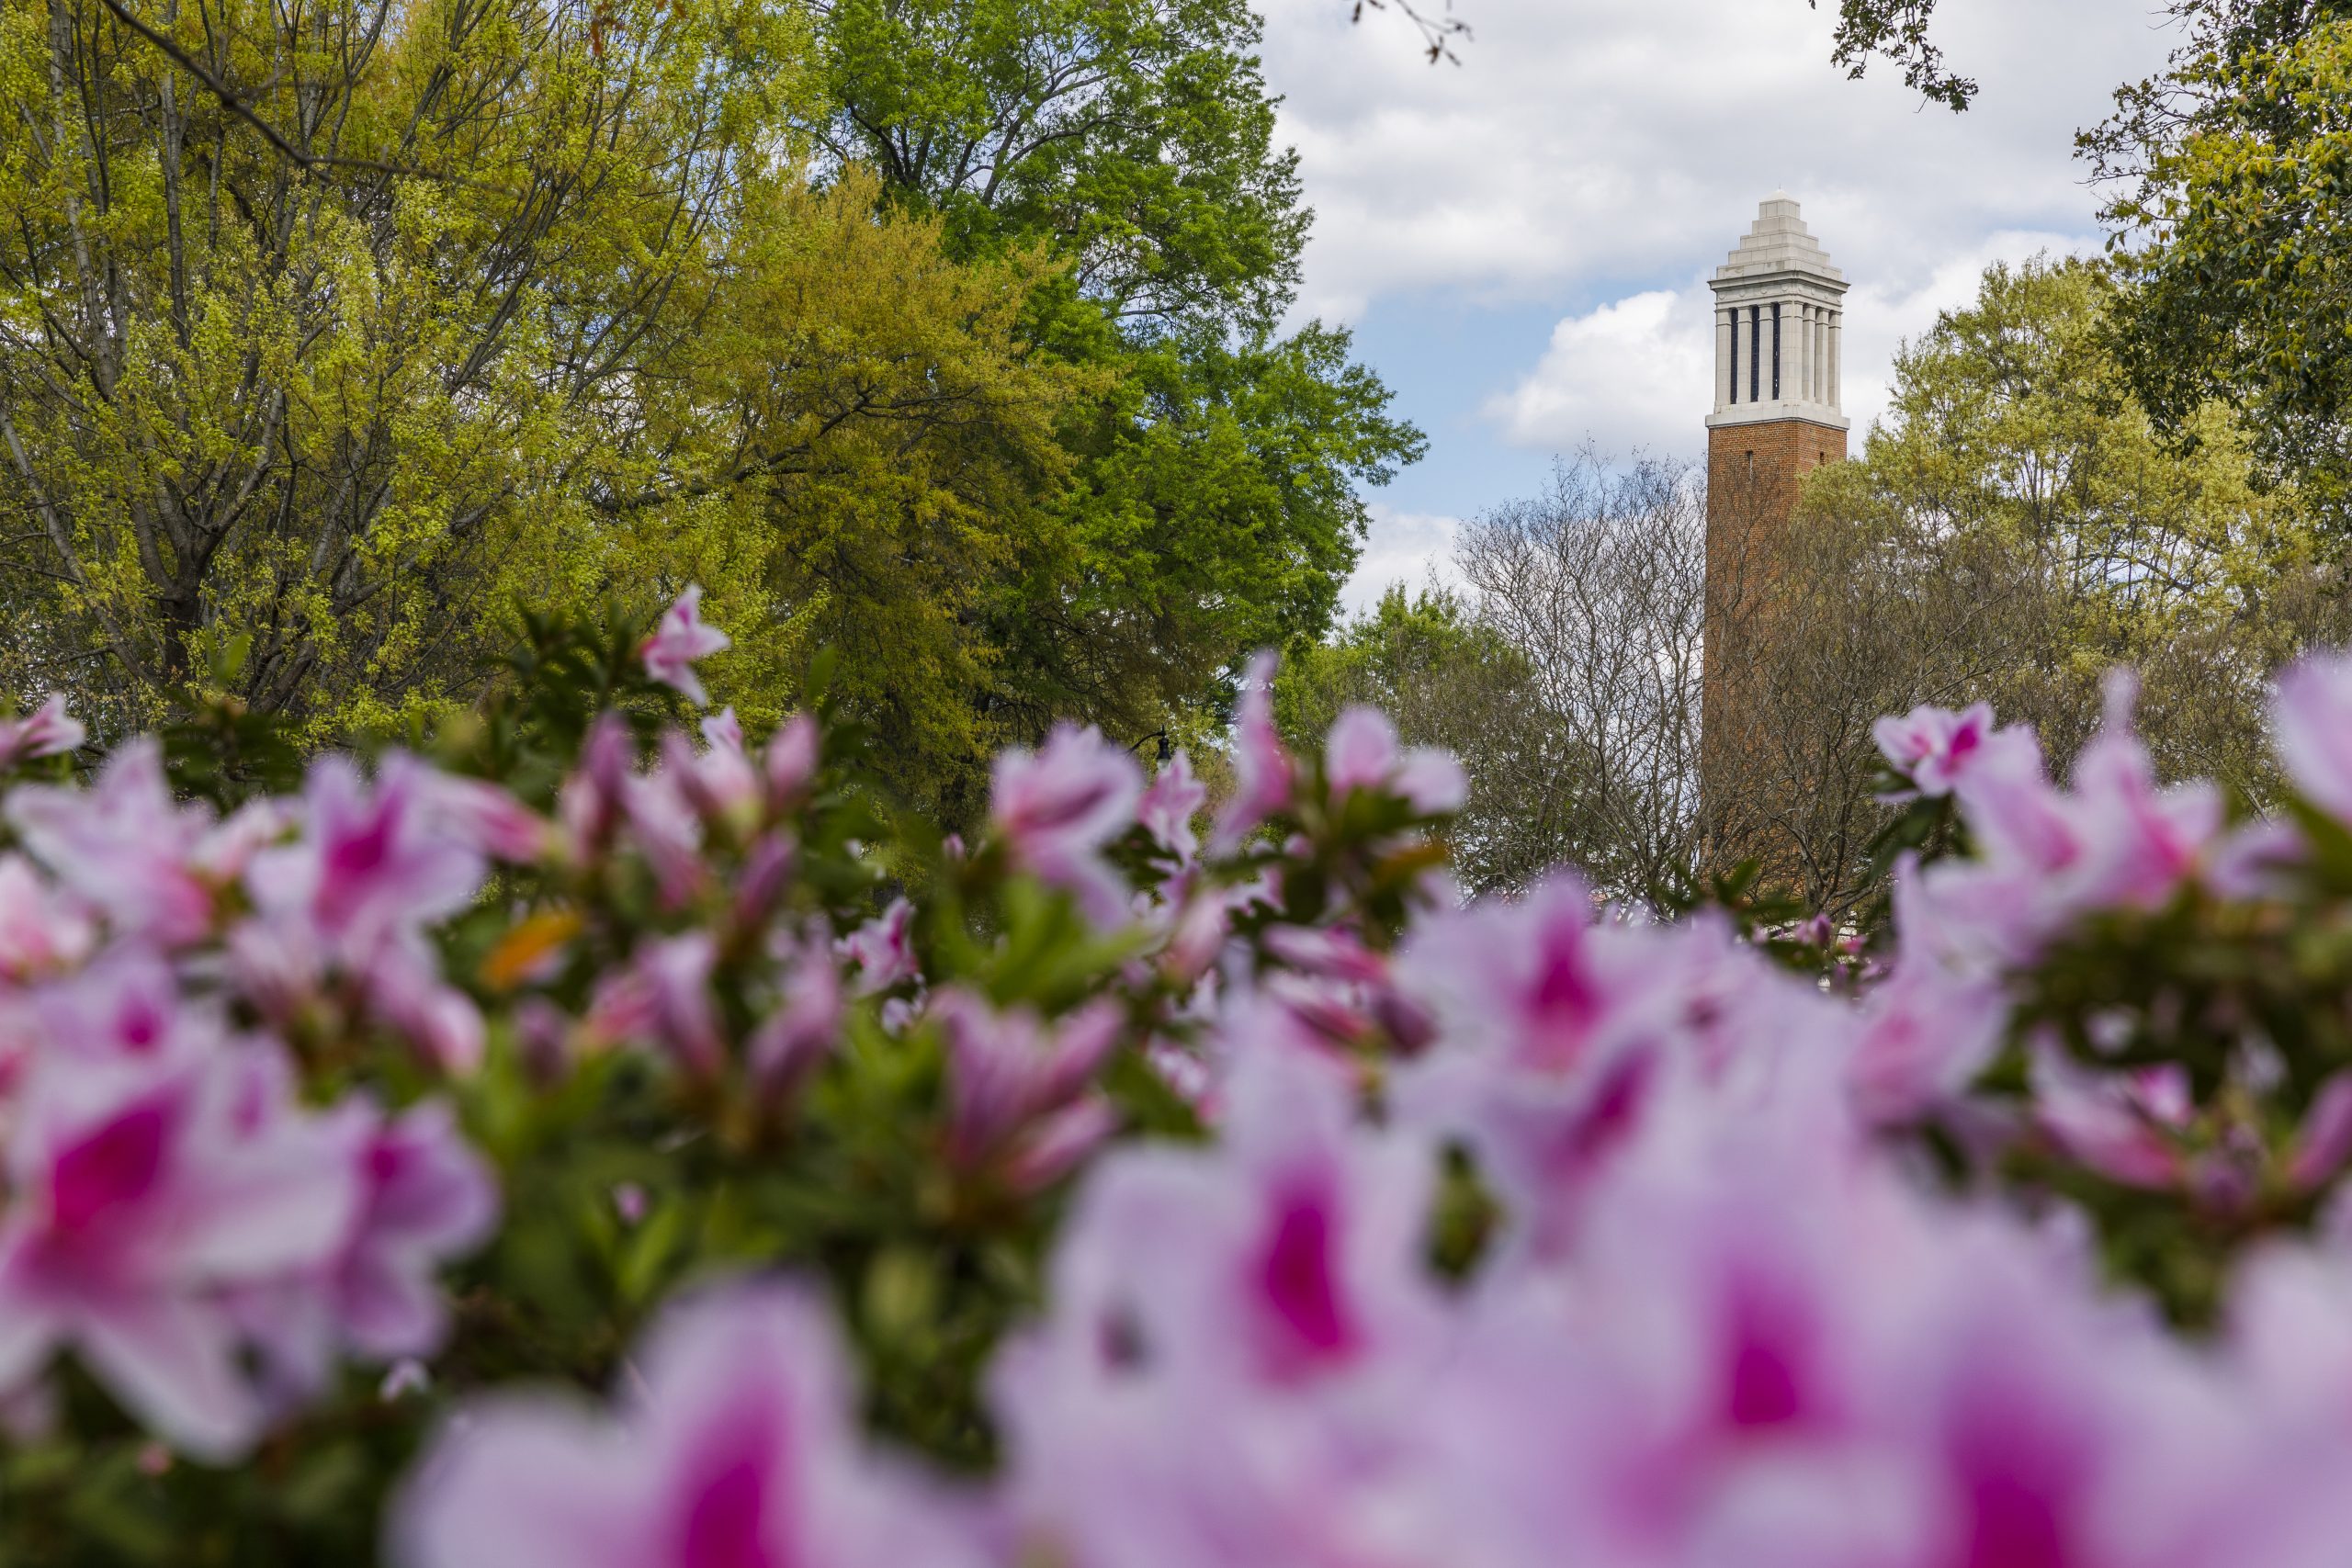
[1257,1184,1360,1377]
[1961,1470,2068,1568]
[51,1102,169,1234]
[682,1458,779,1568]
[1725,1323,1804,1429]
[319,808,399,927]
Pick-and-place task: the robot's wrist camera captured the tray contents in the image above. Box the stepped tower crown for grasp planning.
[1707,194,1849,431]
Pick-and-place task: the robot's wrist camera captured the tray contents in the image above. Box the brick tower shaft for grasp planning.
[1701,196,1850,844]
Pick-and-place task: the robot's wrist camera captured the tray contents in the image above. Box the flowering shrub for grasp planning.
[11,592,2352,1562]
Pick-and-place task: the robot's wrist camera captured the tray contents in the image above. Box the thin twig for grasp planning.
[1351,0,1470,64]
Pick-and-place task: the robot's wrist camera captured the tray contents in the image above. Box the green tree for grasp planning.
[1812,0,2352,510]
[2083,3,2352,506]
[0,0,806,736]
[811,0,1426,756]
[589,165,1092,811]
[1739,257,2343,909]
[1812,257,2325,784]
[0,0,1124,817]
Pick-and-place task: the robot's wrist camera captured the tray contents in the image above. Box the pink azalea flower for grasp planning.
[1137,749,1207,863]
[369,950,490,1076]
[584,933,725,1077]
[622,770,708,909]
[380,1358,432,1402]
[2059,678,2226,911]
[25,947,205,1063]
[838,897,917,996]
[1875,1223,2225,1568]
[2200,1250,2352,1566]
[1159,879,1237,985]
[992,1051,1443,1568]
[729,830,798,933]
[637,585,731,706]
[1912,679,2225,968]
[2275,649,2352,825]
[0,854,95,981]
[745,926,842,1111]
[763,713,821,813]
[1323,706,1468,816]
[331,1099,500,1359]
[1396,881,1859,1264]
[393,1281,984,1568]
[1393,874,1633,1077]
[1212,651,1294,852]
[933,991,1123,1189]
[989,725,1145,922]
[1018,1047,1433,1394]
[1871,701,2018,798]
[2030,1045,2186,1190]
[0,695,85,770]
[2287,1073,2352,1191]
[413,770,551,863]
[662,714,761,829]
[1428,1142,1927,1568]
[0,1042,361,1458]
[1324,705,1401,796]
[1849,953,2009,1127]
[555,714,636,857]
[1260,923,1390,987]
[1394,749,1471,816]
[233,1098,498,1404]
[7,739,219,945]
[247,755,487,956]
[701,706,744,753]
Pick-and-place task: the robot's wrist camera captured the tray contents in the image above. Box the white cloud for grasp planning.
[1259,0,2176,321]
[1482,229,2097,456]
[1343,504,1466,613]
[1480,288,1711,455]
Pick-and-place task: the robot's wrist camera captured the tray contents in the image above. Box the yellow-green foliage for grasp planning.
[1800,256,2335,790]
[607,167,1094,801]
[0,0,1085,790]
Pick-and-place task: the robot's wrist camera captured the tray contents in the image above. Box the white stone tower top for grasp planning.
[1707,195,1849,431]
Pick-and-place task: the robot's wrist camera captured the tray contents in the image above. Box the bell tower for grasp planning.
[1705,192,1849,502]
[1701,195,1849,847]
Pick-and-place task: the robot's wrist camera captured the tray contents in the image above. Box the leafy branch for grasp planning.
[1812,0,1976,111]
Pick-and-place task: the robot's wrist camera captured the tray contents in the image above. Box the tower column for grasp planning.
[1813,310,1826,401]
[1716,306,1735,409]
[1792,303,1812,409]
[1827,310,1841,407]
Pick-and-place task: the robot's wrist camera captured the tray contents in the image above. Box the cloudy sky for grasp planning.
[1250,0,2181,609]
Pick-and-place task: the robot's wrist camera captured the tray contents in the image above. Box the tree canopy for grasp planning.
[1749,255,2337,903]
[0,0,808,735]
[810,0,1424,784]
[1815,0,2352,512]
[0,0,1422,820]
[2085,3,2352,506]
